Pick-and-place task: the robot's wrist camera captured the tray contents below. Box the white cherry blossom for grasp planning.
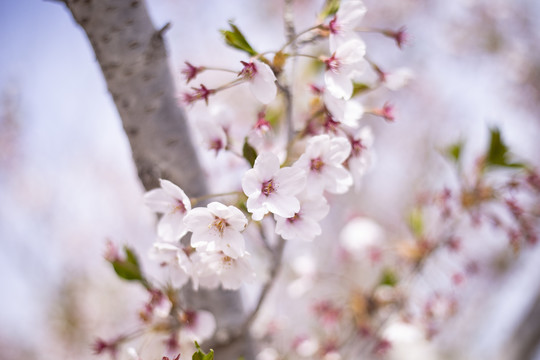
[323,90,364,128]
[329,0,367,52]
[324,39,367,100]
[347,126,375,191]
[149,242,193,288]
[274,194,330,241]
[196,251,256,290]
[178,309,217,343]
[242,152,306,221]
[239,60,277,104]
[144,179,191,242]
[383,67,414,91]
[194,117,227,155]
[184,202,248,259]
[293,134,352,196]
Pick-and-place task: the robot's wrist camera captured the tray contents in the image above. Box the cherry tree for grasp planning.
[52,0,540,359]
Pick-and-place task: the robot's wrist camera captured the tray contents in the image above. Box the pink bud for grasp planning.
[181,62,204,83]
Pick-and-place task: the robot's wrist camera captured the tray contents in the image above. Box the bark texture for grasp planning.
[64,0,252,357]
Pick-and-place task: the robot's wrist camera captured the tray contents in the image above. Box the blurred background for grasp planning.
[1,0,539,359]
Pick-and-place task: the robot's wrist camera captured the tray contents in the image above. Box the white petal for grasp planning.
[242,169,263,196]
[325,70,353,100]
[275,167,306,195]
[143,188,172,213]
[266,193,300,218]
[254,152,281,180]
[157,212,188,241]
[327,136,352,164]
[184,208,214,233]
[159,179,191,209]
[250,62,277,104]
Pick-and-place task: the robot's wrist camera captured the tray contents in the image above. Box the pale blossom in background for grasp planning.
[144,179,191,242]
[383,67,414,91]
[178,310,217,343]
[194,117,227,155]
[339,217,385,257]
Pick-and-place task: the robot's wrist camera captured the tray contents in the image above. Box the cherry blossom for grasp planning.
[293,134,352,196]
[149,242,192,288]
[195,251,256,290]
[194,117,227,155]
[239,59,277,104]
[347,126,375,191]
[178,309,217,343]
[144,179,191,242]
[323,90,365,128]
[274,194,330,241]
[328,0,367,52]
[183,202,248,259]
[324,39,367,100]
[242,152,306,221]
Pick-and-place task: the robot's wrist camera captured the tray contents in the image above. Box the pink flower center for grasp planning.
[174,200,187,213]
[329,16,340,34]
[351,138,366,157]
[325,54,341,73]
[287,213,301,224]
[310,157,325,172]
[261,179,276,196]
[239,61,258,80]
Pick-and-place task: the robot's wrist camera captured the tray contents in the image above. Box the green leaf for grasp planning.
[352,82,370,97]
[192,341,214,360]
[445,140,464,163]
[111,246,144,282]
[379,268,399,287]
[485,127,525,169]
[320,0,341,19]
[220,22,257,56]
[242,137,258,167]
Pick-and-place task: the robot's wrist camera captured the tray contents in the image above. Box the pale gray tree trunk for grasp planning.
[62,0,252,357]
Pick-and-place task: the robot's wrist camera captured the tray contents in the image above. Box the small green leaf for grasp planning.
[320,0,341,19]
[193,341,214,360]
[445,140,464,163]
[352,82,370,97]
[407,207,424,237]
[379,268,399,287]
[111,246,145,283]
[242,137,258,167]
[485,127,525,169]
[220,22,257,56]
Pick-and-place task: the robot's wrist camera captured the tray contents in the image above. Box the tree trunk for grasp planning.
[63,0,252,357]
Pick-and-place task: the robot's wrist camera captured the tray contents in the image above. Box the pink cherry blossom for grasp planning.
[274,194,330,241]
[324,39,367,100]
[239,60,277,104]
[323,90,365,128]
[178,310,217,343]
[347,126,375,191]
[194,117,227,155]
[184,202,248,259]
[149,242,193,288]
[242,152,306,221]
[293,135,352,196]
[144,179,191,242]
[195,251,256,290]
[329,0,367,52]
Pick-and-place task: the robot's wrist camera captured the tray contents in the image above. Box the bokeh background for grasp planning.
[1,0,540,359]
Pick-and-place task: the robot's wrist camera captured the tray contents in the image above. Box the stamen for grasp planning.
[261,179,276,196]
[310,157,325,172]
